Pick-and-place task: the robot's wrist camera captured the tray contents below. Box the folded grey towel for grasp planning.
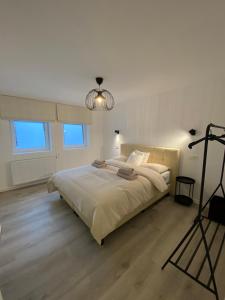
[92,162,106,168]
[94,159,106,165]
[118,167,134,176]
[117,170,138,180]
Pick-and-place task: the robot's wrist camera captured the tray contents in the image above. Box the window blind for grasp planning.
[56,103,92,124]
[0,95,57,122]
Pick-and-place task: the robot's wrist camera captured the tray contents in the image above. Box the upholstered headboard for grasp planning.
[121,144,180,195]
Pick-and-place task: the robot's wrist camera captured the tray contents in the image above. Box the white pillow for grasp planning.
[135,150,150,163]
[127,151,145,166]
[113,155,127,162]
[141,163,169,173]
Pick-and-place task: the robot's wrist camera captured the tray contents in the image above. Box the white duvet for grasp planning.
[48,160,168,244]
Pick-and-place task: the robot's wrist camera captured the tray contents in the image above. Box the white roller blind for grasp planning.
[0,95,57,121]
[57,103,92,124]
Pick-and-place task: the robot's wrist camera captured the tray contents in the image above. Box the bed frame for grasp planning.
[60,144,180,245]
[121,144,180,195]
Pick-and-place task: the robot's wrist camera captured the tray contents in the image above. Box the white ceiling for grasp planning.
[1,0,225,105]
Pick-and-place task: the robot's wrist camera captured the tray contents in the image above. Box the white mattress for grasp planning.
[162,170,170,184]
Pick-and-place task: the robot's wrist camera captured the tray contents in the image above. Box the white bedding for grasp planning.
[162,170,171,184]
[48,159,168,244]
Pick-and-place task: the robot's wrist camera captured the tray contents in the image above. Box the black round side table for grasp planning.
[175,176,195,206]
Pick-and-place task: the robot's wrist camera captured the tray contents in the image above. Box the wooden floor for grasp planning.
[0,184,224,300]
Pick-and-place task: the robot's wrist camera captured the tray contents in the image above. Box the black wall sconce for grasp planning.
[189,129,197,136]
[114,130,120,134]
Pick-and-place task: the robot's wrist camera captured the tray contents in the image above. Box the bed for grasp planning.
[48,144,180,245]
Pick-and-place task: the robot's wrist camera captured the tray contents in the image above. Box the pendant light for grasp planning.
[85,77,115,111]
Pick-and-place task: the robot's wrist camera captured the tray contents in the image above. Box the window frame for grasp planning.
[11,120,51,154]
[62,123,88,149]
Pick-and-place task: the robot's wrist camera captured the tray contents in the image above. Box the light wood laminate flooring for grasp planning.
[0,184,224,300]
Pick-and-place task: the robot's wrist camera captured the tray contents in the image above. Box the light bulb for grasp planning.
[95,93,105,104]
[96,95,103,103]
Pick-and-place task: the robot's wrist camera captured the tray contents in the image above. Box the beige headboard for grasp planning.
[121,144,180,195]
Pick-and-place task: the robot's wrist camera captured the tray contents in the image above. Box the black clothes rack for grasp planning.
[162,123,225,300]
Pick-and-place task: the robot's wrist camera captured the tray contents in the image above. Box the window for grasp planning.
[63,124,86,148]
[11,120,51,153]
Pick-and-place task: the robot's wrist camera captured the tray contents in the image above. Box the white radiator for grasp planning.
[11,156,56,186]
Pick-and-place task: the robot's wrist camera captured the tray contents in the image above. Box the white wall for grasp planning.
[0,112,103,191]
[103,78,225,202]
[1,77,225,201]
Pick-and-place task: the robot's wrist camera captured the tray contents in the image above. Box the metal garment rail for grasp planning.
[162,123,225,300]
